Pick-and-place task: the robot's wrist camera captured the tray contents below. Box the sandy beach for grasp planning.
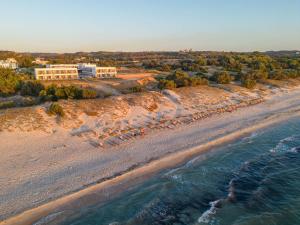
[1,83,300,224]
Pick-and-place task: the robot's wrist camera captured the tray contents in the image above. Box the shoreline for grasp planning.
[2,85,300,223]
[2,107,300,225]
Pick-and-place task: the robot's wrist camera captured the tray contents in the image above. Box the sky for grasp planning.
[0,0,300,53]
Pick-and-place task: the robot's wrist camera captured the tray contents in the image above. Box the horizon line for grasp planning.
[1,49,300,55]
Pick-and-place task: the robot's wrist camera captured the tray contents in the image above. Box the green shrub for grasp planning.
[0,101,16,109]
[161,64,172,72]
[124,85,143,93]
[167,70,190,87]
[63,86,83,99]
[45,84,58,96]
[42,85,97,101]
[0,68,22,96]
[55,88,67,99]
[20,81,45,96]
[82,89,97,98]
[254,70,268,80]
[211,71,233,84]
[158,79,177,90]
[39,90,57,102]
[241,79,256,89]
[285,70,300,79]
[157,70,208,89]
[269,69,287,80]
[47,103,65,117]
[190,77,209,86]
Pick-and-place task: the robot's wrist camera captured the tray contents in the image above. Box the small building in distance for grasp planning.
[32,57,49,66]
[47,64,78,69]
[34,64,117,80]
[0,58,18,69]
[35,67,79,80]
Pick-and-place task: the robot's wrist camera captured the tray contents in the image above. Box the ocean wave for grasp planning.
[288,147,300,153]
[163,167,181,177]
[185,154,205,167]
[197,200,222,224]
[32,211,64,225]
[227,145,300,208]
[241,131,259,143]
[269,135,300,153]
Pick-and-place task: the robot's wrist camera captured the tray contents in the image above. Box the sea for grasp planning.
[61,117,300,225]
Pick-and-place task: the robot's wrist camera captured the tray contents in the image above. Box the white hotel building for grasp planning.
[35,67,79,80]
[0,58,18,69]
[95,67,117,78]
[35,64,117,80]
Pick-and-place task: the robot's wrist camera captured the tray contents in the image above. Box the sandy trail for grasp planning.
[1,86,300,223]
[81,78,121,96]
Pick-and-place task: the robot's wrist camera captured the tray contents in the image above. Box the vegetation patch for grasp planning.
[47,103,65,117]
[241,78,257,89]
[19,81,44,97]
[210,71,233,84]
[40,84,97,101]
[0,101,16,110]
[0,68,29,96]
[157,70,209,90]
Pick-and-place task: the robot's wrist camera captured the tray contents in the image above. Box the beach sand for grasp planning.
[1,83,300,224]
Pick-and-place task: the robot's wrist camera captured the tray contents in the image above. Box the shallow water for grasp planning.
[62,117,300,225]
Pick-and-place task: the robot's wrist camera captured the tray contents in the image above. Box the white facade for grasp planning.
[95,67,117,78]
[35,68,79,80]
[0,58,18,69]
[78,64,117,78]
[35,64,117,80]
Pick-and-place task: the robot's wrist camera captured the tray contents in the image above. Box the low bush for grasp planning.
[63,86,83,99]
[157,70,209,90]
[0,101,16,109]
[0,68,22,96]
[128,85,143,93]
[20,81,45,97]
[190,77,209,86]
[254,70,269,80]
[55,88,67,99]
[211,71,233,84]
[241,79,256,89]
[47,103,65,117]
[158,79,177,90]
[268,70,287,80]
[82,89,97,98]
[39,85,97,101]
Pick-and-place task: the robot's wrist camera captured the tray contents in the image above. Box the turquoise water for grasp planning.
[63,118,300,225]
